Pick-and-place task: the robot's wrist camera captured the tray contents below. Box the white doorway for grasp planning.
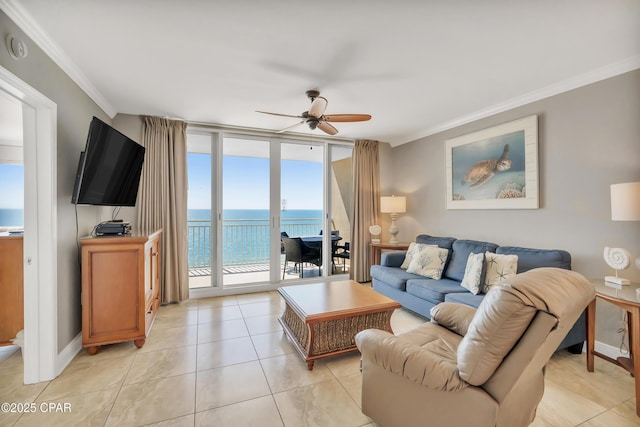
[0,65,58,384]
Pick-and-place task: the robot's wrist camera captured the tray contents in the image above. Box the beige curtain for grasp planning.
[350,139,380,282]
[137,116,189,303]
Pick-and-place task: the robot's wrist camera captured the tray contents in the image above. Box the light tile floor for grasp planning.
[0,290,639,426]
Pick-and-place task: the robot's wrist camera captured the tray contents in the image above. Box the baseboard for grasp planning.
[594,340,627,360]
[56,333,81,377]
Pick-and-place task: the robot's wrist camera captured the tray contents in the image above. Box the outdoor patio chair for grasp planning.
[280,231,289,254]
[333,241,350,272]
[282,236,322,279]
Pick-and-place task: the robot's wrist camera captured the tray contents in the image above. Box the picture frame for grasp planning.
[445,115,538,210]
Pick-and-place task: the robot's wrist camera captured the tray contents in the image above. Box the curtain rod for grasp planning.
[186,120,355,144]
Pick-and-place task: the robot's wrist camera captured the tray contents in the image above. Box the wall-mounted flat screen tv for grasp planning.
[71,117,145,206]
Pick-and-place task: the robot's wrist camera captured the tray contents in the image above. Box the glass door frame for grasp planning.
[187,126,352,298]
[220,133,277,288]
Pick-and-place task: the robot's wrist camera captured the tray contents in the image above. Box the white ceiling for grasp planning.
[3,0,640,146]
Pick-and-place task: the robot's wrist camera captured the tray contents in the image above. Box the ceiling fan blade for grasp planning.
[317,121,338,135]
[308,96,328,118]
[256,111,304,119]
[276,120,306,134]
[322,114,372,122]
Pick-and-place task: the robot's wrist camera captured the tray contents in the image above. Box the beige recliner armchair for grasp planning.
[355,268,595,427]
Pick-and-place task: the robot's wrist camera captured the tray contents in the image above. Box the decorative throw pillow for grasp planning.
[482,252,518,293]
[401,242,428,269]
[460,252,485,295]
[406,246,449,279]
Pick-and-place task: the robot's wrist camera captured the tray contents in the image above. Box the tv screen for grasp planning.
[71,117,145,206]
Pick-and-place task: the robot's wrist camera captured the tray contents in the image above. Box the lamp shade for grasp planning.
[611,182,640,221]
[380,195,406,214]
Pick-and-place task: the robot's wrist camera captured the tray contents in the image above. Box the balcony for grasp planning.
[188,217,345,287]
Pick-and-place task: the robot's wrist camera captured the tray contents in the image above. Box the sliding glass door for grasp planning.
[222,137,271,286]
[328,145,353,276]
[186,129,352,292]
[280,141,324,281]
[186,133,214,289]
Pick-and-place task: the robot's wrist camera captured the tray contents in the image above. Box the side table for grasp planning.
[370,242,410,265]
[586,278,640,416]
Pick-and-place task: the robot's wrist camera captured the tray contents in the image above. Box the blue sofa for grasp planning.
[370,234,586,353]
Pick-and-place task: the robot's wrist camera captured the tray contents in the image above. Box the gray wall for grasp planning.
[384,69,640,347]
[108,113,145,230]
[1,10,109,352]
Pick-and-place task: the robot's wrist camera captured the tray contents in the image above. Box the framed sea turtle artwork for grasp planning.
[445,115,538,209]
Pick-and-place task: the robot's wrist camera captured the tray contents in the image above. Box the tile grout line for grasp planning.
[101,344,139,426]
[242,294,288,426]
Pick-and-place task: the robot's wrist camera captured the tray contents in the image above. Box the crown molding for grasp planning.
[0,0,118,118]
[398,55,640,146]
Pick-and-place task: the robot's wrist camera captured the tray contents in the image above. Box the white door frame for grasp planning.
[0,65,58,384]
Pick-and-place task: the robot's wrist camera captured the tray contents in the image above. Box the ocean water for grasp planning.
[0,208,322,266]
[188,209,323,266]
[0,209,23,227]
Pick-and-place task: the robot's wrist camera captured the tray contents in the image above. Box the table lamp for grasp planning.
[380,195,406,244]
[608,182,640,284]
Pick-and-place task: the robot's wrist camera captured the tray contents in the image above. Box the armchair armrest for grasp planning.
[430,302,477,337]
[355,329,467,392]
[380,251,407,267]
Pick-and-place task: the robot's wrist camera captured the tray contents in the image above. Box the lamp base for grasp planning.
[388,214,399,244]
[605,276,630,286]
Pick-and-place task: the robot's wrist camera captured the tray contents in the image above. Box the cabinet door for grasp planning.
[0,237,24,344]
[85,248,142,340]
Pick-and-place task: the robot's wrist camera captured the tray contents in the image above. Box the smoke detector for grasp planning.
[6,35,28,60]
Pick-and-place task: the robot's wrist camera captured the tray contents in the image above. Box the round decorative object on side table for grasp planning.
[369,225,381,244]
[603,246,632,285]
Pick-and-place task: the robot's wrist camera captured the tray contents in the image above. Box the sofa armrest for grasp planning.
[430,302,477,337]
[355,329,467,392]
[380,251,407,267]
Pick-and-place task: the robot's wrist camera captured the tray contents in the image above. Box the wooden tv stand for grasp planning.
[0,234,24,346]
[80,229,162,355]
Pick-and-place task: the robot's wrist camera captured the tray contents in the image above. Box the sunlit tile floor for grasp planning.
[0,288,639,426]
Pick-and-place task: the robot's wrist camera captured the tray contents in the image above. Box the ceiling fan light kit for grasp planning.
[257,90,371,135]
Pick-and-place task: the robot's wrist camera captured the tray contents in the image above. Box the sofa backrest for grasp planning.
[416,234,457,249]
[444,239,498,282]
[496,246,571,272]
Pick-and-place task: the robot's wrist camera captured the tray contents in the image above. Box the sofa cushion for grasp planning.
[460,252,485,295]
[496,246,571,272]
[406,278,469,304]
[370,265,423,291]
[415,235,457,271]
[400,242,433,269]
[482,252,518,293]
[445,292,485,308]
[406,246,449,279]
[444,240,499,281]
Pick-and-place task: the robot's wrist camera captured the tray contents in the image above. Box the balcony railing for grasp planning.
[188,218,323,270]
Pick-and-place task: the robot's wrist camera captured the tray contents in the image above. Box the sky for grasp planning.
[1,150,324,211]
[0,164,24,209]
[187,153,323,210]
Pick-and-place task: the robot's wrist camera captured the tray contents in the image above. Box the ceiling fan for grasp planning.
[257,90,371,135]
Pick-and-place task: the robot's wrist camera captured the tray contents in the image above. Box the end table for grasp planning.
[586,278,640,417]
[370,242,410,265]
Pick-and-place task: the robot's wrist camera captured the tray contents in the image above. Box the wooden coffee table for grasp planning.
[278,280,401,370]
